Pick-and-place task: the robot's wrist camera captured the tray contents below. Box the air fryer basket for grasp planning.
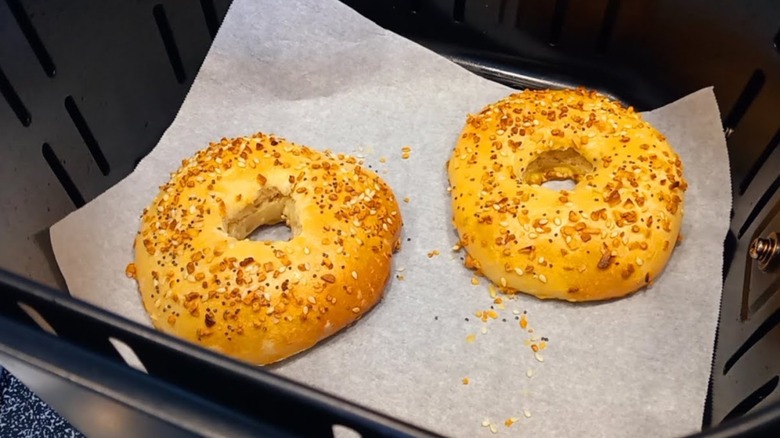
[0,0,778,436]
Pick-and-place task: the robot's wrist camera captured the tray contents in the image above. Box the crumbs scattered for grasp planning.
[427,249,440,258]
[125,263,136,279]
[481,419,498,434]
[379,156,387,163]
[471,276,480,285]
[482,418,498,433]
[403,196,410,203]
[401,145,411,159]
[461,289,549,433]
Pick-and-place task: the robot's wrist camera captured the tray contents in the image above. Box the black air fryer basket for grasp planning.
[1,0,778,436]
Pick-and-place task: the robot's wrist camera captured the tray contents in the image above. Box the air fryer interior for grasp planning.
[0,0,778,432]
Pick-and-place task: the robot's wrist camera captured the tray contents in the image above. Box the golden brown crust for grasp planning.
[129,133,402,365]
[448,88,686,301]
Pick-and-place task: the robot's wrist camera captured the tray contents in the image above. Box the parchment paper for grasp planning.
[49,0,731,436]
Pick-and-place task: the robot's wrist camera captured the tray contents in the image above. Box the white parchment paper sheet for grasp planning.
[50,0,731,436]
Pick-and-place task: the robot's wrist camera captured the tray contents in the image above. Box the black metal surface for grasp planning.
[0,0,779,436]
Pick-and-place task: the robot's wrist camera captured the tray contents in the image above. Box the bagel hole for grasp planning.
[226,187,297,242]
[523,148,594,191]
[541,179,576,191]
[247,222,293,241]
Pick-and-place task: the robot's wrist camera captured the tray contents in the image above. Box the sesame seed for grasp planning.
[636,257,644,266]
[500,277,507,287]
[481,326,488,334]
[524,410,532,418]
[526,369,534,378]
[539,274,547,284]
[529,232,538,239]
[534,352,544,362]
[352,307,361,313]
[514,267,524,276]
[481,420,491,428]
[351,271,358,279]
[489,424,498,434]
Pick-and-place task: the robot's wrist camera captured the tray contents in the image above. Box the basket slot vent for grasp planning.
[724,305,780,375]
[596,0,620,53]
[41,143,85,208]
[64,96,110,176]
[723,230,738,279]
[332,425,362,438]
[108,337,148,373]
[17,302,57,336]
[5,0,56,77]
[453,0,466,22]
[497,0,509,23]
[547,0,570,46]
[722,376,778,422]
[774,27,780,53]
[153,4,186,83]
[0,65,31,126]
[724,69,765,138]
[199,0,220,40]
[738,173,780,238]
[740,127,780,195]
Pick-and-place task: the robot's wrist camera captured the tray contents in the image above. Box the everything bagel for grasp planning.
[448,88,686,301]
[128,133,402,365]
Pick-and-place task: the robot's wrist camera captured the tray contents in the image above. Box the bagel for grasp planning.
[127,133,402,365]
[447,88,686,301]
